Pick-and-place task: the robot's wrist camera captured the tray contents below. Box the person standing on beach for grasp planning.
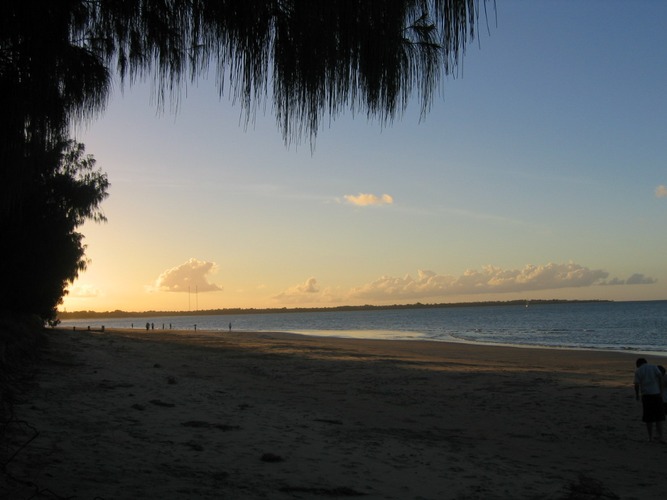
[634,358,665,442]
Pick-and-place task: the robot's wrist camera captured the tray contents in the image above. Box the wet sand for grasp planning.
[4,327,665,499]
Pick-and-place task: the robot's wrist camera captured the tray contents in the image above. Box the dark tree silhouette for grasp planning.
[1,141,108,321]
[86,0,484,143]
[1,1,110,322]
[0,0,485,321]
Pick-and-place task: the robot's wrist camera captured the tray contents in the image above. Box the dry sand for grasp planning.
[3,327,666,499]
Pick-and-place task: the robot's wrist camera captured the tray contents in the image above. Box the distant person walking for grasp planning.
[229,322,232,332]
[634,358,665,442]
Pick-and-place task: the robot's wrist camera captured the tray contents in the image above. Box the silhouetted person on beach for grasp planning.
[229,322,232,332]
[145,322,150,331]
[634,358,665,442]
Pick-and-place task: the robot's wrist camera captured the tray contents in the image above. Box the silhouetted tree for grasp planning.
[1,1,110,322]
[1,0,485,321]
[0,0,110,213]
[3,1,483,148]
[1,141,108,321]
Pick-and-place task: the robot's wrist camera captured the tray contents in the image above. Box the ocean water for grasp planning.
[59,300,667,354]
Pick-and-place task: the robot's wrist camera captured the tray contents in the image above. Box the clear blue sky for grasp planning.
[63,0,667,312]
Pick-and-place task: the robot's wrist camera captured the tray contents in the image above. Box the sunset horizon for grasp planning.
[60,1,666,314]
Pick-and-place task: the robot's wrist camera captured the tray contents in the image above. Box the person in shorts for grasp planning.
[634,358,665,442]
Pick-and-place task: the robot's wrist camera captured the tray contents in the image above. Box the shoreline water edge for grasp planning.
[57,300,667,355]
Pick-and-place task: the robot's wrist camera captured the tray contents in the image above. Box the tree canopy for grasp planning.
[1,141,108,321]
[0,0,485,321]
[89,0,484,142]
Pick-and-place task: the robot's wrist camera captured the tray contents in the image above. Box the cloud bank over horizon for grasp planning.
[145,260,656,306]
[150,258,222,293]
[66,284,101,299]
[274,262,657,304]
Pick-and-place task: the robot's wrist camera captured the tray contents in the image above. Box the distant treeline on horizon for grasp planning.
[58,299,612,320]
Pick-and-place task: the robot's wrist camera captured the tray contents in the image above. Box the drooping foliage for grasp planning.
[0,0,110,213]
[83,0,483,143]
[0,0,484,321]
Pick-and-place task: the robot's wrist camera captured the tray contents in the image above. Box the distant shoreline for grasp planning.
[57,298,615,320]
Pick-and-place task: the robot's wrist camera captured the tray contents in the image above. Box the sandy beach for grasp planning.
[3,327,666,499]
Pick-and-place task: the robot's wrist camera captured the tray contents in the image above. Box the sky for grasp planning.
[62,1,667,313]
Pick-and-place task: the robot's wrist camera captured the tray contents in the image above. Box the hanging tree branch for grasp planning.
[81,0,486,145]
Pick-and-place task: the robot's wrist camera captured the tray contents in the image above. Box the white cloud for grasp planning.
[66,284,100,298]
[344,193,394,206]
[656,185,667,198]
[273,277,344,304]
[273,277,319,300]
[150,258,222,293]
[347,262,656,301]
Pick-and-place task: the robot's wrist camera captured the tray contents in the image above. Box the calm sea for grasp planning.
[59,301,667,354]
